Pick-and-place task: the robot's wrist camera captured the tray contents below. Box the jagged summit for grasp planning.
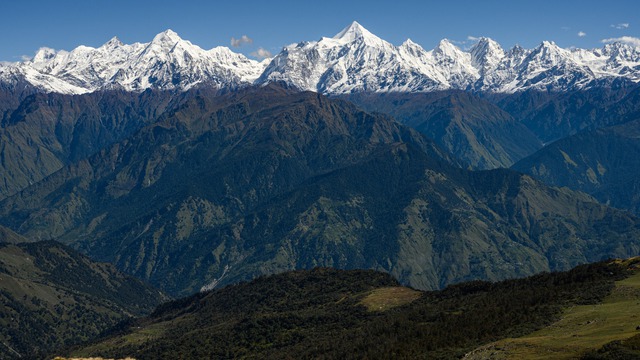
[31,47,56,63]
[330,21,389,49]
[103,36,124,48]
[434,39,460,56]
[2,23,640,95]
[401,38,419,47]
[527,40,572,66]
[470,37,505,74]
[399,38,426,57]
[469,37,504,56]
[334,21,373,41]
[151,29,183,46]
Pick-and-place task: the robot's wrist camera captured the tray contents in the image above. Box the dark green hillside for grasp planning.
[69,261,633,359]
[343,91,542,169]
[2,85,640,298]
[0,89,188,200]
[207,161,640,292]
[0,240,168,358]
[344,86,640,170]
[497,85,640,144]
[513,119,640,215]
[0,85,449,295]
[584,334,640,359]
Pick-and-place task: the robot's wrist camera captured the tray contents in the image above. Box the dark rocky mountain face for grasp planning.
[1,86,639,297]
[0,224,27,244]
[0,83,39,122]
[341,86,640,171]
[496,85,640,144]
[513,119,640,215]
[341,91,542,169]
[0,240,167,358]
[0,89,200,200]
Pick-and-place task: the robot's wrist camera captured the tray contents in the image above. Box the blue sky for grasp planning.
[1,0,638,62]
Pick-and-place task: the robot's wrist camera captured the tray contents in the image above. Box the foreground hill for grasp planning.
[66,261,637,359]
[2,85,640,297]
[0,240,168,358]
[466,258,640,359]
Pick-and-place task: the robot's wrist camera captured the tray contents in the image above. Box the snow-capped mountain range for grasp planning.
[1,21,639,95]
[0,29,269,94]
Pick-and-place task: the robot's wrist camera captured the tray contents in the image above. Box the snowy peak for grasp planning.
[531,41,570,63]
[401,38,420,48]
[429,39,478,88]
[151,29,183,47]
[333,21,373,42]
[331,21,388,48]
[145,29,194,58]
[259,21,403,93]
[601,42,640,61]
[470,37,505,74]
[519,41,575,74]
[507,44,527,57]
[434,39,462,57]
[399,38,428,58]
[469,37,500,51]
[537,41,563,54]
[32,47,57,63]
[103,36,124,49]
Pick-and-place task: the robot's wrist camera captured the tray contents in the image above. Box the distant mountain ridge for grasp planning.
[342,91,542,169]
[1,22,639,95]
[513,119,640,215]
[3,86,640,297]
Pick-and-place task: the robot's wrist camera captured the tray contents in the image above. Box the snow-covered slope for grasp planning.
[1,30,268,94]
[259,21,640,94]
[2,23,640,95]
[257,22,477,93]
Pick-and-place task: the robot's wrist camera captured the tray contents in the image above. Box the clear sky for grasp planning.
[1,0,638,62]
